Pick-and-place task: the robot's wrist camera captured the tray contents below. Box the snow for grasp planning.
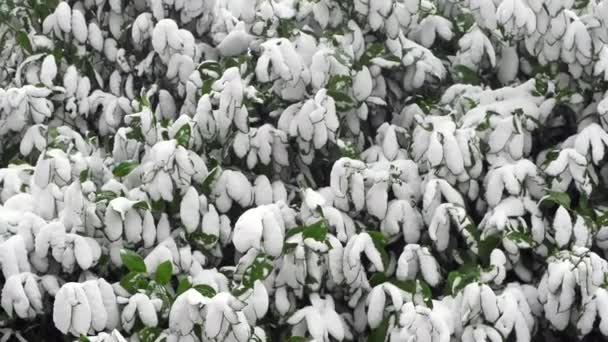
[40,55,56,88]
[554,206,572,248]
[180,186,200,233]
[5,0,608,340]
[55,2,72,33]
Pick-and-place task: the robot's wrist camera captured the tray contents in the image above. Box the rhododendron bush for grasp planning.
[4,0,608,341]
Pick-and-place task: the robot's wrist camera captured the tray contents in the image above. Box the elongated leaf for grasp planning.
[175,124,191,147]
[201,166,222,195]
[113,160,139,177]
[16,31,33,54]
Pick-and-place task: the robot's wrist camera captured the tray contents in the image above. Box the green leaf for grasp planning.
[453,64,480,85]
[359,42,386,66]
[369,272,388,287]
[200,79,215,96]
[95,190,118,202]
[176,276,192,296]
[79,169,89,182]
[302,220,328,241]
[464,223,481,242]
[133,201,150,210]
[445,263,480,295]
[541,190,571,210]
[193,284,217,298]
[199,61,221,74]
[368,317,389,342]
[113,160,139,177]
[392,279,416,293]
[241,255,273,289]
[16,31,33,54]
[415,95,436,114]
[120,271,149,293]
[190,231,219,247]
[505,230,536,246]
[120,249,147,273]
[175,124,191,147]
[78,335,91,342]
[201,166,222,195]
[287,337,308,342]
[138,327,162,342]
[455,11,476,33]
[327,90,354,105]
[150,199,166,213]
[533,74,549,96]
[574,0,590,10]
[367,231,390,269]
[478,234,501,259]
[418,279,434,308]
[327,74,352,91]
[154,260,173,285]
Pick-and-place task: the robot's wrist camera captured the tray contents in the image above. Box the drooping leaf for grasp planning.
[113,160,139,177]
[16,31,33,54]
[201,166,222,195]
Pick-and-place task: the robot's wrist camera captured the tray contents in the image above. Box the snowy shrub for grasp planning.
[5,0,608,341]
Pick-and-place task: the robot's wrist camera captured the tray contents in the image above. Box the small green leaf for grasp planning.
[369,272,388,287]
[302,220,328,241]
[201,166,222,195]
[95,190,118,202]
[154,260,173,285]
[193,284,217,298]
[455,11,476,33]
[453,64,480,85]
[150,199,166,213]
[367,231,390,269]
[541,190,571,210]
[79,169,89,182]
[359,42,386,66]
[175,124,191,147]
[190,231,219,247]
[120,271,149,293]
[16,31,33,54]
[287,337,308,342]
[176,276,192,296]
[241,255,273,289]
[133,201,150,210]
[138,327,162,342]
[327,74,353,91]
[533,74,549,96]
[79,335,91,342]
[113,160,139,177]
[327,90,354,104]
[445,263,480,295]
[418,279,434,308]
[478,234,501,259]
[199,61,221,74]
[368,317,389,342]
[200,79,215,96]
[120,249,147,273]
[505,230,536,246]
